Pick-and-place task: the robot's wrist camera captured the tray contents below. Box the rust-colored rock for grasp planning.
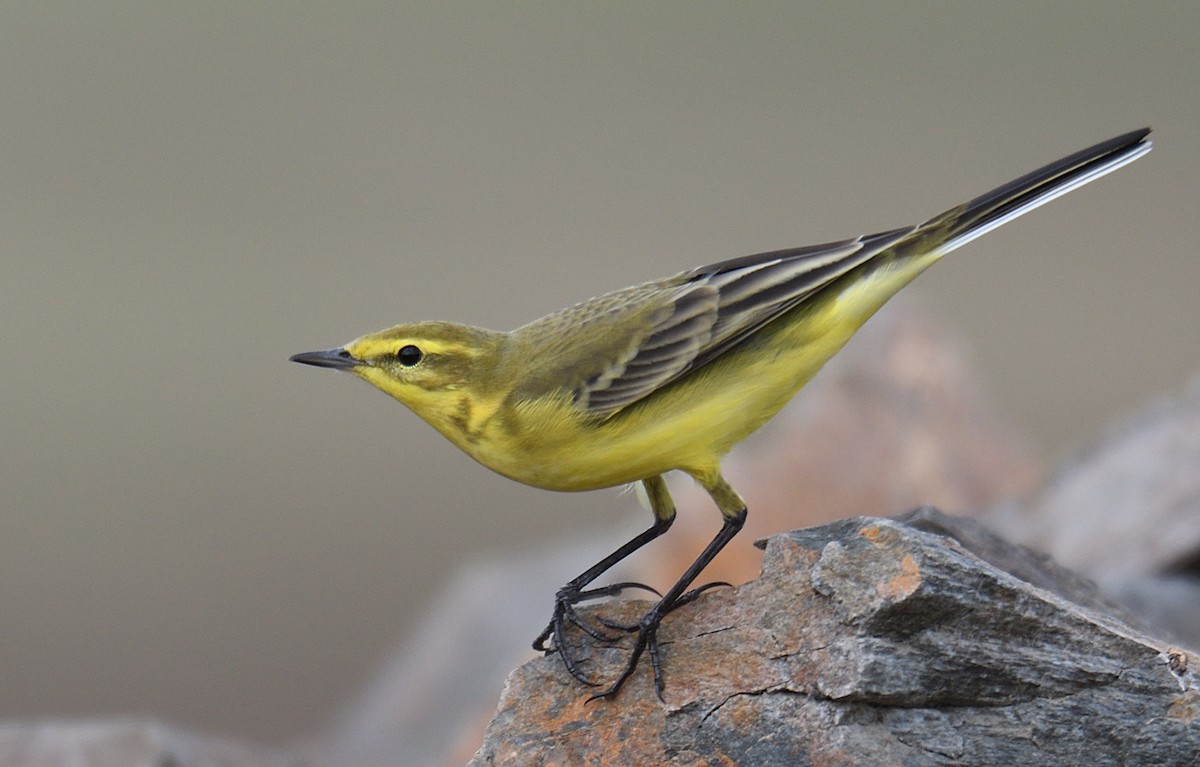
[469,510,1200,766]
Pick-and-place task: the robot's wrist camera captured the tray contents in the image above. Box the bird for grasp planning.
[291,128,1151,700]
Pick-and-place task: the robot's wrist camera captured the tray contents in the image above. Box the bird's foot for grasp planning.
[583,580,731,633]
[531,581,661,687]
[586,610,664,702]
[535,579,728,697]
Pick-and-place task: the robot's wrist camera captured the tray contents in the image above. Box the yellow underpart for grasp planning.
[450,251,942,492]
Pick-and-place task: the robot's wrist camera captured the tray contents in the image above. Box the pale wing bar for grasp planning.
[701,228,914,345]
[584,228,913,416]
[584,286,720,414]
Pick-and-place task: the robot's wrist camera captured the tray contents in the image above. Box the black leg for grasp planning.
[588,506,746,701]
[532,513,674,684]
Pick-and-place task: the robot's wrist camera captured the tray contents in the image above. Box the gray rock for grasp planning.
[469,510,1200,766]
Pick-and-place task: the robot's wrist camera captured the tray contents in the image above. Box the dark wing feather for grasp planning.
[582,282,719,413]
[579,227,913,417]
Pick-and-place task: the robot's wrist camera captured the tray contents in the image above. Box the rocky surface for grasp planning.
[468,510,1200,766]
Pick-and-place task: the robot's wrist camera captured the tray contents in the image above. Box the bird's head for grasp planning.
[290,321,505,415]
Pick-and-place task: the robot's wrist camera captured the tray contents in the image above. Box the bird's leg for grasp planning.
[588,508,745,700]
[533,475,676,685]
[588,472,746,702]
[535,527,671,682]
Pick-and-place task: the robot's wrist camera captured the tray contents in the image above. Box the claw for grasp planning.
[532,624,553,653]
[533,580,664,686]
[563,601,623,642]
[539,507,747,700]
[585,581,729,699]
[586,615,662,703]
[674,580,733,609]
[534,580,663,650]
[593,614,639,633]
[560,582,663,641]
[550,604,601,687]
[589,581,663,599]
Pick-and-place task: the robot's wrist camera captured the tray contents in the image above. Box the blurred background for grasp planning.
[1,1,1197,746]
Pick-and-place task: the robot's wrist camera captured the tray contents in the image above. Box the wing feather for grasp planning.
[578,227,913,417]
[580,283,718,412]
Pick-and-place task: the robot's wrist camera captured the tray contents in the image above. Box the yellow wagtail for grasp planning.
[292,128,1151,699]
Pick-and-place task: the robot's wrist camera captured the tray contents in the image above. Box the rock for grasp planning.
[468,510,1200,766]
[0,720,300,767]
[982,375,1200,649]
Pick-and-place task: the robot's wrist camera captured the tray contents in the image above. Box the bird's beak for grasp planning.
[289,347,362,370]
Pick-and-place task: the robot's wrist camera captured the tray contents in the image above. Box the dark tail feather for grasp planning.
[925,128,1151,256]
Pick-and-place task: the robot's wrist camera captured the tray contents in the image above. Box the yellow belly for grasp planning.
[458,252,942,492]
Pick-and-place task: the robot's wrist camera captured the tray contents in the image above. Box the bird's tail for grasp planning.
[920,128,1152,258]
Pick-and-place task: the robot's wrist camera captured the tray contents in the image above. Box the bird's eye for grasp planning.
[396,345,423,367]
